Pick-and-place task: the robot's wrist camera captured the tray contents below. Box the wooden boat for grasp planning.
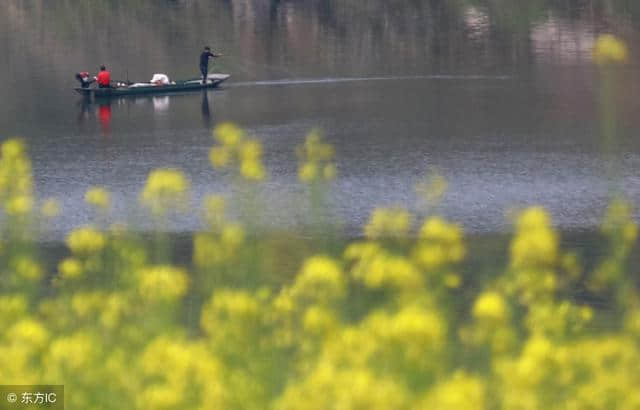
[75,74,230,98]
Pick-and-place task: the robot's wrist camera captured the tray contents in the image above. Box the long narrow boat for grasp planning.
[75,74,230,98]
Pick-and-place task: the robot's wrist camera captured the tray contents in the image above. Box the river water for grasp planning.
[2,0,640,238]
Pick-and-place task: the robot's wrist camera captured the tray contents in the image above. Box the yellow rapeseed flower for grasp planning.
[299,162,318,182]
[593,34,629,65]
[297,130,336,183]
[203,195,226,226]
[240,157,265,181]
[8,319,49,348]
[140,169,190,215]
[47,331,96,371]
[510,207,558,269]
[66,226,106,255]
[239,140,262,162]
[389,305,446,356]
[213,122,244,147]
[364,208,412,240]
[418,371,486,410]
[40,198,60,218]
[416,172,448,204]
[346,242,423,289]
[290,256,345,304]
[420,216,463,243]
[5,195,33,216]
[303,306,337,334]
[12,256,43,281]
[138,265,189,302]
[221,224,245,249]
[210,125,267,182]
[209,146,231,168]
[323,163,337,180]
[1,139,26,159]
[85,187,110,210]
[58,258,83,279]
[473,291,508,323]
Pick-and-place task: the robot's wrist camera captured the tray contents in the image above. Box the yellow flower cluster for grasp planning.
[139,338,226,410]
[364,207,412,240]
[0,139,34,221]
[210,122,266,181]
[40,198,60,218]
[137,265,189,302]
[296,130,336,183]
[66,226,106,255]
[508,207,559,304]
[590,199,637,294]
[416,371,486,410]
[11,256,43,281]
[525,301,593,338]
[345,242,423,290]
[193,195,245,270]
[415,172,448,205]
[85,186,111,210]
[277,364,409,410]
[193,224,245,268]
[288,256,345,305]
[473,291,508,323]
[202,194,226,229]
[0,139,33,207]
[497,335,640,409]
[593,34,629,65]
[413,216,465,271]
[58,257,83,279]
[140,169,190,216]
[2,127,640,410]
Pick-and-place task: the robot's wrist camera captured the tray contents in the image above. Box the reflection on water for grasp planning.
[152,96,171,112]
[98,103,112,137]
[201,91,212,129]
[1,0,640,237]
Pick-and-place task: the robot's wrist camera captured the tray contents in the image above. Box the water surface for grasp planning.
[2,0,640,238]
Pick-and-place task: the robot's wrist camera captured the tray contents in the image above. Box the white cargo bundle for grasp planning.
[150,73,170,85]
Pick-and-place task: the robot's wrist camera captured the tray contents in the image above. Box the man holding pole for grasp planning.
[200,46,223,84]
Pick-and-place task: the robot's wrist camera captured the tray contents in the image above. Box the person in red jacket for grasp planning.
[96,65,111,88]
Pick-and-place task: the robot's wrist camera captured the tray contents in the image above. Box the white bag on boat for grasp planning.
[150,73,170,85]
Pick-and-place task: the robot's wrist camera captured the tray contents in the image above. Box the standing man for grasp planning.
[96,65,111,88]
[200,46,223,84]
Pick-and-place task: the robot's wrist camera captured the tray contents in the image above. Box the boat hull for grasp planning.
[75,74,230,98]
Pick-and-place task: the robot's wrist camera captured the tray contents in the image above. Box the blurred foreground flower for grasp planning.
[138,265,189,302]
[210,122,266,181]
[40,198,60,218]
[297,129,336,183]
[593,34,629,65]
[140,169,190,216]
[66,226,106,255]
[85,187,111,211]
[364,208,412,240]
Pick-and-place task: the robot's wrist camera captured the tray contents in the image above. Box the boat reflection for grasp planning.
[152,96,170,112]
[75,90,219,134]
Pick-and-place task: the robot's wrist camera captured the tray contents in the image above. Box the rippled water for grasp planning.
[2,0,640,238]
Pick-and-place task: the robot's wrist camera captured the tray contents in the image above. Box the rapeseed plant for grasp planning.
[0,88,639,409]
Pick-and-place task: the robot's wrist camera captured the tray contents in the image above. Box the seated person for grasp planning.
[75,71,95,88]
[96,65,111,88]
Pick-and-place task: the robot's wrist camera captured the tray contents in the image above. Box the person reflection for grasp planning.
[98,101,112,136]
[201,90,211,128]
[77,96,93,126]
